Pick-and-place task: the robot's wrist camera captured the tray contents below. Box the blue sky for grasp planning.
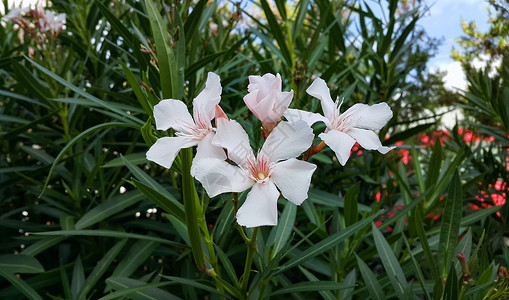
[420,0,490,67]
[420,0,491,89]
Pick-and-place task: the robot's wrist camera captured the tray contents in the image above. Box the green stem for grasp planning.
[199,213,219,273]
[240,227,259,296]
[181,148,206,270]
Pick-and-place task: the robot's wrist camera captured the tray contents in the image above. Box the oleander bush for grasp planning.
[0,0,508,299]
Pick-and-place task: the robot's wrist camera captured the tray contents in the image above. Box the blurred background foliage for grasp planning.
[0,0,508,299]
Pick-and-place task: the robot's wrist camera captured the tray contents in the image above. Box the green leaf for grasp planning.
[279,211,382,272]
[269,281,354,296]
[438,171,463,279]
[443,264,459,300]
[40,122,138,197]
[75,191,144,230]
[145,0,178,99]
[0,254,44,274]
[160,275,232,298]
[426,149,466,209]
[309,189,371,212]
[454,228,472,274]
[411,146,426,194]
[111,240,159,279]
[12,61,52,106]
[102,277,180,300]
[120,155,184,220]
[25,57,143,125]
[372,223,408,299]
[355,253,385,300]
[120,59,153,117]
[214,244,239,286]
[0,269,43,300]
[409,206,441,284]
[259,0,292,67]
[183,0,208,44]
[31,230,185,248]
[298,267,336,300]
[384,123,434,146]
[344,182,360,226]
[141,117,157,147]
[461,205,501,227]
[102,153,149,168]
[77,239,128,300]
[425,139,443,189]
[131,179,185,224]
[267,200,296,258]
[71,256,85,300]
[22,236,67,257]
[403,236,431,300]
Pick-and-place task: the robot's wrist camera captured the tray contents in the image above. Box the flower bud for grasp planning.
[243,73,293,132]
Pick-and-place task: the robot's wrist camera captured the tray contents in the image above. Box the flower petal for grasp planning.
[146,136,198,169]
[236,181,280,227]
[193,72,222,125]
[271,158,317,205]
[191,132,226,176]
[273,90,293,118]
[192,158,253,198]
[284,108,330,127]
[306,77,336,121]
[153,99,195,132]
[347,102,392,130]
[247,73,281,94]
[319,130,356,166]
[212,119,254,167]
[348,128,395,154]
[260,121,314,163]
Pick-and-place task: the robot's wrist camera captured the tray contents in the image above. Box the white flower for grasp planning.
[192,120,316,227]
[146,72,226,170]
[285,77,395,166]
[39,10,66,32]
[2,8,25,22]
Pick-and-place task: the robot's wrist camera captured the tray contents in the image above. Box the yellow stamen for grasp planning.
[257,173,266,180]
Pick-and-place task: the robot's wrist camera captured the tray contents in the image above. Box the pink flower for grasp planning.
[243,73,293,131]
[146,72,226,169]
[192,120,316,227]
[285,77,395,165]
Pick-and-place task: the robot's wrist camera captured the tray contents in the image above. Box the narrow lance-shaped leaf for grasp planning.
[267,200,297,258]
[0,269,43,300]
[355,253,385,300]
[0,254,45,274]
[372,223,408,299]
[279,210,383,272]
[40,122,138,197]
[438,170,463,280]
[344,182,360,226]
[77,239,128,300]
[144,0,178,99]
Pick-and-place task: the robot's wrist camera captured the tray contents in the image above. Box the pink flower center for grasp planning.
[329,100,360,133]
[246,154,274,183]
[175,120,211,140]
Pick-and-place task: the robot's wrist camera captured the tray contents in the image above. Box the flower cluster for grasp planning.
[147,72,394,227]
[1,6,66,43]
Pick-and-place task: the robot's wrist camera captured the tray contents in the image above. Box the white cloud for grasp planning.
[437,54,502,92]
[439,61,468,91]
